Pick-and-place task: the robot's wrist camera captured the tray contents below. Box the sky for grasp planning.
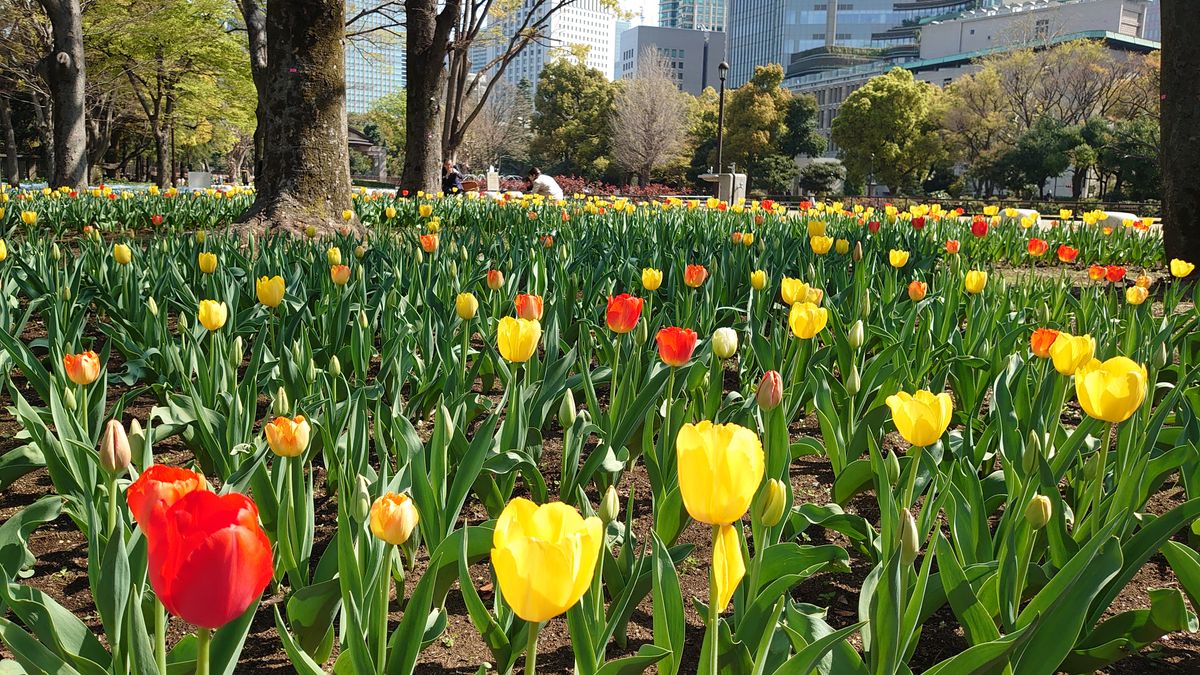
[620,0,658,26]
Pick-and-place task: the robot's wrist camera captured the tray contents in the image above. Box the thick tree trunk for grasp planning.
[154,129,169,188]
[402,0,460,192]
[237,0,356,237]
[238,0,269,186]
[0,97,19,186]
[1161,0,1200,271]
[37,0,88,189]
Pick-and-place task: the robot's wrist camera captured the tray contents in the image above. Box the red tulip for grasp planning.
[149,490,272,629]
[971,217,988,237]
[515,293,544,320]
[1105,265,1126,283]
[656,327,698,367]
[151,214,164,226]
[945,240,960,254]
[684,264,708,288]
[761,199,775,211]
[868,220,881,234]
[401,189,410,197]
[487,269,504,290]
[1030,328,1059,359]
[1088,265,1106,281]
[606,294,643,334]
[126,464,207,534]
[911,216,925,230]
[799,200,812,211]
[1027,238,1049,257]
[1056,245,1078,263]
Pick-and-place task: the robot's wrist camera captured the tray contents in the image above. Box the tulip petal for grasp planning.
[712,524,745,612]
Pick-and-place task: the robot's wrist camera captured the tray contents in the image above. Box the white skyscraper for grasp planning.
[492,0,618,94]
[344,0,406,114]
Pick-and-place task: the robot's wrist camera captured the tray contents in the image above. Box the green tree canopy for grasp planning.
[831,67,944,194]
[529,56,615,179]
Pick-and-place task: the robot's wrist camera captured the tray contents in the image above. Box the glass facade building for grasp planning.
[660,0,727,31]
[344,0,406,114]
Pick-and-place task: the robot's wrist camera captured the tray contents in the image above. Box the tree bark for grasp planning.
[30,92,55,181]
[0,97,19,186]
[1161,0,1200,269]
[36,0,88,189]
[402,0,460,192]
[237,0,269,186]
[237,0,357,237]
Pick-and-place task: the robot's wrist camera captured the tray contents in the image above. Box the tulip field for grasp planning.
[2,187,1200,674]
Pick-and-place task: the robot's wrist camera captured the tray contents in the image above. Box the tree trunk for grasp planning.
[31,92,55,181]
[402,0,460,192]
[154,129,169,188]
[1161,0,1200,270]
[0,97,19,186]
[37,0,88,189]
[238,0,269,186]
[237,0,356,237]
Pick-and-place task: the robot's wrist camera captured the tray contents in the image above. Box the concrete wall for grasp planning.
[618,26,727,95]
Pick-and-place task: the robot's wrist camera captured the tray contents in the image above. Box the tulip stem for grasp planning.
[1087,422,1116,536]
[155,598,167,675]
[706,525,720,675]
[901,448,920,510]
[461,320,471,393]
[525,620,540,675]
[610,336,621,426]
[105,473,118,538]
[377,543,393,674]
[195,628,211,675]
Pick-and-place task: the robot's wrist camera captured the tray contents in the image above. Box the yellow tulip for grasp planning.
[257,275,286,308]
[327,247,342,266]
[197,300,228,332]
[264,415,311,457]
[885,390,953,447]
[419,204,433,218]
[642,268,663,291]
[497,316,541,363]
[676,421,763,611]
[964,270,988,294]
[491,498,602,622]
[456,292,479,320]
[835,238,850,255]
[113,243,132,265]
[889,249,909,268]
[20,210,37,226]
[1075,357,1148,424]
[0,239,7,263]
[198,252,218,274]
[806,220,826,238]
[788,302,828,339]
[780,277,809,306]
[742,231,755,246]
[1049,333,1095,376]
[810,236,833,255]
[341,209,353,221]
[1171,259,1195,278]
[385,206,397,219]
[1125,286,1148,305]
[370,492,420,545]
[749,270,767,290]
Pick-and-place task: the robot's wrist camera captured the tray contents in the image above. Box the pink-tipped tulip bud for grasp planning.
[757,371,783,411]
[99,419,131,475]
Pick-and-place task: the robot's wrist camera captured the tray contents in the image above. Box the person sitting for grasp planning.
[526,167,564,200]
[442,160,465,194]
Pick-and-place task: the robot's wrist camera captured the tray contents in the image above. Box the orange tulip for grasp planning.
[64,351,101,385]
[606,294,643,334]
[419,233,438,253]
[330,265,351,285]
[1030,328,1059,359]
[487,269,504,290]
[515,293,544,321]
[656,327,698,367]
[907,280,927,302]
[684,264,708,288]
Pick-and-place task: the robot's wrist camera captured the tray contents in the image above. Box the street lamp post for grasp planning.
[716,61,729,178]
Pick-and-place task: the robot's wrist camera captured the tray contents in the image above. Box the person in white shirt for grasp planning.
[527,167,564,200]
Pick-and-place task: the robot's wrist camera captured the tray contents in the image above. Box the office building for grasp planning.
[783,0,1159,155]
[660,0,727,31]
[618,26,727,95]
[490,0,618,95]
[344,0,406,114]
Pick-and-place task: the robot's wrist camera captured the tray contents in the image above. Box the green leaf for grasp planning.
[651,533,685,675]
[1061,588,1196,672]
[286,578,342,663]
[594,644,671,675]
[775,621,865,675]
[274,607,328,675]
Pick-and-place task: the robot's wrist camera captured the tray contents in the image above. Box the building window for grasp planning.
[1035,18,1049,39]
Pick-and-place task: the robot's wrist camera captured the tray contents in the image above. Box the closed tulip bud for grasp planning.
[559,388,577,428]
[884,449,900,486]
[328,355,342,377]
[861,294,871,318]
[599,485,620,523]
[852,241,863,262]
[61,286,71,301]
[358,309,369,329]
[178,311,188,331]
[636,318,649,345]
[1156,343,1170,370]
[306,359,317,384]
[229,336,243,367]
[846,364,860,395]
[128,418,145,462]
[355,475,372,522]
[754,478,788,527]
[900,508,920,564]
[51,243,61,261]
[370,493,420,545]
[711,327,738,359]
[757,370,783,410]
[1023,431,1041,474]
[273,387,290,416]
[327,247,342,266]
[147,296,159,317]
[848,320,864,349]
[1025,495,1052,530]
[63,386,77,411]
[99,419,131,475]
